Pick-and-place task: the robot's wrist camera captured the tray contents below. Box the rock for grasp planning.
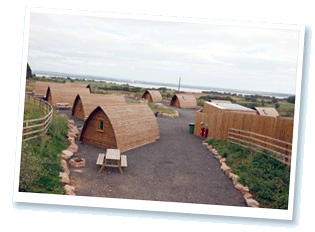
[229,173,239,183]
[234,182,244,191]
[221,162,232,175]
[66,137,75,143]
[67,147,77,154]
[246,198,260,207]
[69,158,86,167]
[243,193,253,200]
[68,142,79,153]
[71,126,80,136]
[61,150,74,160]
[67,123,74,129]
[234,183,250,194]
[219,157,226,164]
[64,184,76,195]
[68,119,75,125]
[202,142,208,147]
[207,145,213,151]
[61,159,70,176]
[68,131,78,139]
[59,172,70,185]
[240,186,250,195]
[214,154,222,160]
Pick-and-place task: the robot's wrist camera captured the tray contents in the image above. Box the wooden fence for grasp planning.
[23,95,53,142]
[194,111,294,143]
[228,128,292,166]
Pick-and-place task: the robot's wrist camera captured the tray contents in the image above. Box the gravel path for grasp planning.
[61,104,246,207]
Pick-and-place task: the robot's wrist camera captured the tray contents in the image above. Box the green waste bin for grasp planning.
[189,123,195,134]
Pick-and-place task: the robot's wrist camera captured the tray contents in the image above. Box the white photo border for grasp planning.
[13,7,305,221]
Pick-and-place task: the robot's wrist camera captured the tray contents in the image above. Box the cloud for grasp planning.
[27,12,301,94]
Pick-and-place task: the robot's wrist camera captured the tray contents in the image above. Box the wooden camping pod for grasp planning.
[170,94,197,108]
[79,104,160,153]
[45,86,91,107]
[34,81,91,96]
[142,90,163,102]
[64,82,91,92]
[254,107,279,117]
[34,81,65,97]
[72,93,127,121]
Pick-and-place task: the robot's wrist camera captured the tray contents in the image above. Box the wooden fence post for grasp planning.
[24,122,28,140]
[284,144,289,166]
[41,118,45,135]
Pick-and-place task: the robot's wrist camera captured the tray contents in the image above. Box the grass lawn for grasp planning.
[205,138,291,209]
[24,97,47,120]
[148,102,176,114]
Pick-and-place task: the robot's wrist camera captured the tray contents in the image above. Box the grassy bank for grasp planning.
[19,112,69,194]
[205,138,290,209]
[148,103,176,114]
[24,97,47,120]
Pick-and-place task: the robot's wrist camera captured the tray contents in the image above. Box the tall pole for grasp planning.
[178,77,181,92]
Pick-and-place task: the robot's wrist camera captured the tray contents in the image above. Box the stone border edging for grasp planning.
[202,141,260,208]
[59,118,82,196]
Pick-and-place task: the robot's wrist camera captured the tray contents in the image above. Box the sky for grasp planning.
[27,12,301,95]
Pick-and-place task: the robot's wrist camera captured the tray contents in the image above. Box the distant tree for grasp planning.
[271,97,278,104]
[287,96,295,104]
[26,63,32,79]
[261,98,265,106]
[157,87,167,93]
[275,103,280,109]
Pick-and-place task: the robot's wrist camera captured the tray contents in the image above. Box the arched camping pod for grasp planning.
[34,81,91,98]
[45,86,91,108]
[72,93,127,121]
[254,107,279,117]
[79,104,160,153]
[64,82,91,93]
[170,94,197,108]
[142,90,163,102]
[34,81,65,98]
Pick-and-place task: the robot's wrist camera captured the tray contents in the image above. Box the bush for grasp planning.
[286,96,295,104]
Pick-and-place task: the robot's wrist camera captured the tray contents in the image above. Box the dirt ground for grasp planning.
[61,103,247,207]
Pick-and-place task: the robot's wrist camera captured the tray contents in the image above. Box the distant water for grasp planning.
[34,71,293,99]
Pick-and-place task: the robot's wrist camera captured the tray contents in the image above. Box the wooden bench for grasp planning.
[120,155,127,168]
[96,153,105,166]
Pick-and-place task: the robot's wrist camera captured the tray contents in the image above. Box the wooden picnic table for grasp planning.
[97,149,127,174]
[55,103,70,109]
